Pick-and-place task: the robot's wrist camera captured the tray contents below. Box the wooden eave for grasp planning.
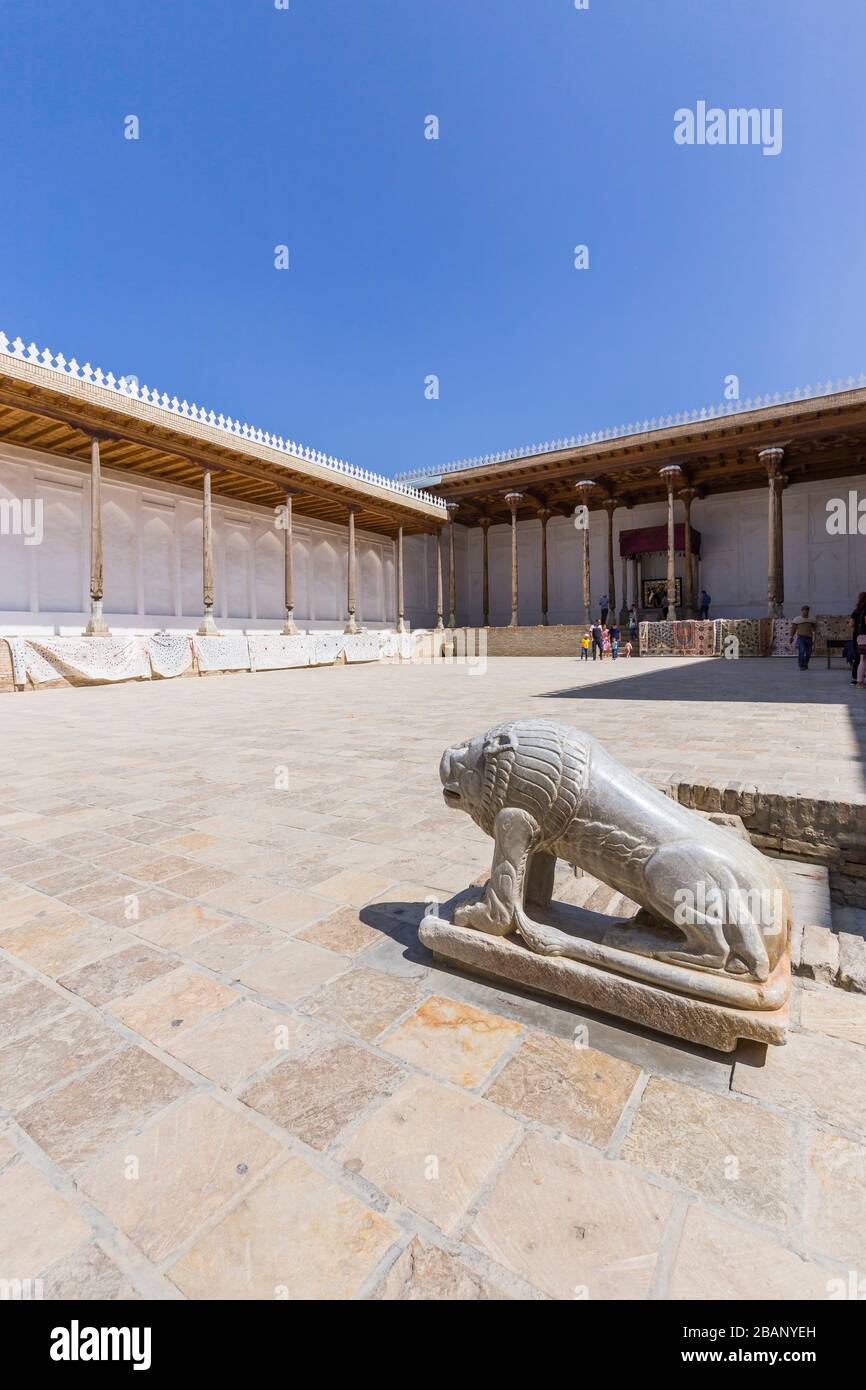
[429,391,866,524]
[0,358,446,538]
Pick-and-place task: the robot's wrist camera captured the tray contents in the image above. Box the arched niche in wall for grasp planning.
[141,505,177,617]
[314,538,339,622]
[254,525,284,621]
[224,523,253,619]
[35,477,85,614]
[0,465,30,611]
[360,545,384,623]
[179,507,204,618]
[383,550,395,624]
[102,493,139,615]
[293,537,311,620]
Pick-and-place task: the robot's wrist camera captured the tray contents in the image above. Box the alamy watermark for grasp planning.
[414,628,487,675]
[674,102,782,157]
[673,883,784,933]
[827,490,866,535]
[0,497,43,545]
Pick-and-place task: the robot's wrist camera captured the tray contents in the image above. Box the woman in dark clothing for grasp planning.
[852,593,866,685]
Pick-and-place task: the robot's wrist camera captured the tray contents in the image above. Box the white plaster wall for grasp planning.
[405,472,866,627]
[0,441,396,631]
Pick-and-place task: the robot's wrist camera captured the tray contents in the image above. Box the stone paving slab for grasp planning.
[0,657,864,1299]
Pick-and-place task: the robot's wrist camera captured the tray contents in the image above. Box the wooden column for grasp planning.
[760,447,787,617]
[538,507,551,626]
[602,497,617,617]
[620,553,628,623]
[479,517,491,626]
[504,492,523,627]
[679,486,697,617]
[395,525,405,633]
[197,466,219,636]
[659,465,683,619]
[575,480,596,623]
[446,502,458,628]
[344,505,359,633]
[434,528,444,630]
[281,492,297,635]
[84,437,109,635]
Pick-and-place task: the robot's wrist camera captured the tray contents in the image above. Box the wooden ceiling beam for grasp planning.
[0,381,433,535]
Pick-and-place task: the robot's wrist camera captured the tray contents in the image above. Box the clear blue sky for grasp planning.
[2,0,864,477]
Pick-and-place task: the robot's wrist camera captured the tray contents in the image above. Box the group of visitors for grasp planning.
[580,618,633,661]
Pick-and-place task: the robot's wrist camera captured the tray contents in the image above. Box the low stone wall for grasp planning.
[667,776,866,906]
[479,625,588,657]
[470,624,640,657]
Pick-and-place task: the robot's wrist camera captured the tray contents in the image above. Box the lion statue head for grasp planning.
[438,719,589,841]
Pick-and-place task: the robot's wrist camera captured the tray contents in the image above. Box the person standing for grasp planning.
[851,592,866,685]
[579,630,590,661]
[590,620,604,660]
[699,589,711,619]
[629,606,638,642]
[790,606,819,670]
[599,593,609,625]
[853,594,866,687]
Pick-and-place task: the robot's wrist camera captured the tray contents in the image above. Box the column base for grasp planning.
[197,611,221,637]
[344,617,361,634]
[281,615,298,636]
[395,620,406,634]
[83,601,110,637]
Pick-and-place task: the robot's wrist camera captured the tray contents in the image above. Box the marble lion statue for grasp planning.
[438,718,790,1006]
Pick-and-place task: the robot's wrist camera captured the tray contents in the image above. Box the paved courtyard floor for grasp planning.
[0,655,865,1300]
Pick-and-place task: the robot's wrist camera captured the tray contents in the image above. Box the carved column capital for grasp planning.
[659,464,684,494]
[504,490,524,512]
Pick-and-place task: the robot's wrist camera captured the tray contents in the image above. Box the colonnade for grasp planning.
[435,445,790,627]
[81,440,408,636]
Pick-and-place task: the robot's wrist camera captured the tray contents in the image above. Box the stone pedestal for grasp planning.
[420,915,790,1053]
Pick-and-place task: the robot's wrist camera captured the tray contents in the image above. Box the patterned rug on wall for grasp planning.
[770,616,849,657]
[713,619,762,657]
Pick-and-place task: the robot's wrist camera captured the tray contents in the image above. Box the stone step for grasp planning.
[777,861,866,994]
[837,932,866,993]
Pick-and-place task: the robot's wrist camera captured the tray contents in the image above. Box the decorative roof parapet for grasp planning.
[0,330,446,512]
[395,375,866,483]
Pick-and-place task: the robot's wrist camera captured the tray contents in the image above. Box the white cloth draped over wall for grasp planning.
[4,630,426,688]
